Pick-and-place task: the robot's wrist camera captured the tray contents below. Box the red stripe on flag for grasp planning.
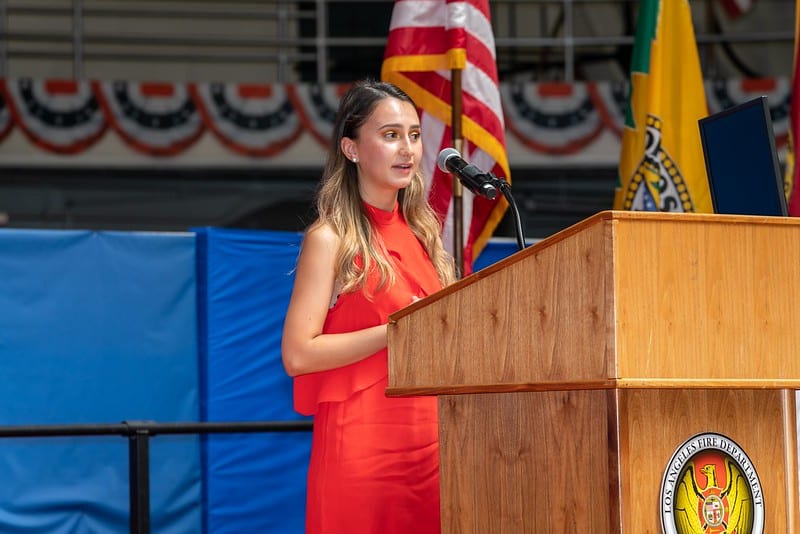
[428,167,455,222]
[384,27,455,57]
[786,3,800,216]
[427,125,456,221]
[788,50,800,214]
[462,93,504,138]
[460,32,499,84]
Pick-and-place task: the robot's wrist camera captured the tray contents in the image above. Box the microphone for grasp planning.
[436,148,498,200]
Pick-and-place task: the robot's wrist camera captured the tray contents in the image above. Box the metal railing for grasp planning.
[0,0,793,83]
[0,419,313,534]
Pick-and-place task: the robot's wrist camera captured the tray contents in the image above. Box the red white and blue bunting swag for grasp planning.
[0,77,791,157]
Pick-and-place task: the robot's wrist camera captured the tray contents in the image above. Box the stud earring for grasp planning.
[352,157,358,163]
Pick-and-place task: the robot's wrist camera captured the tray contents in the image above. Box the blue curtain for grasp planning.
[196,228,311,534]
[0,229,201,533]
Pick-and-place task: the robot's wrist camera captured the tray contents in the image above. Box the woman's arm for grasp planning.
[281,222,387,377]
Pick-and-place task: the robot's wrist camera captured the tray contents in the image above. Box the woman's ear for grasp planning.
[340,137,358,163]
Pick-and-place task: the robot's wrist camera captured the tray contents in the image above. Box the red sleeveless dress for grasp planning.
[294,202,442,534]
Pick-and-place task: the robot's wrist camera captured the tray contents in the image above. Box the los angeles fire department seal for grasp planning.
[660,432,764,534]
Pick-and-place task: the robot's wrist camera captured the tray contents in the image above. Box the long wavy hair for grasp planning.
[315,79,455,294]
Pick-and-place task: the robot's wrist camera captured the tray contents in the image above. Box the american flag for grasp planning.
[381,0,510,274]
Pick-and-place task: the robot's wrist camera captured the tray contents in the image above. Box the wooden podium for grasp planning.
[387,210,800,532]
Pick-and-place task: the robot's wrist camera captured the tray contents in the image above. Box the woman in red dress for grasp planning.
[281,80,455,533]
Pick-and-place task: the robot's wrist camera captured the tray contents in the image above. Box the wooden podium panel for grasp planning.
[612,214,800,385]
[437,390,614,532]
[436,388,797,532]
[388,211,800,532]
[617,388,796,532]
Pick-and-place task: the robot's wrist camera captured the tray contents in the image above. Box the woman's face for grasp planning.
[342,97,422,207]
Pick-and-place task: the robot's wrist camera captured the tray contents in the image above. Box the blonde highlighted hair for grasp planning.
[315,79,455,294]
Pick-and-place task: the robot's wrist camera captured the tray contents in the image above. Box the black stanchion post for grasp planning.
[126,423,151,534]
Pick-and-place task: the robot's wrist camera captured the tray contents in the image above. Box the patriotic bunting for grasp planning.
[587,80,628,137]
[287,83,349,149]
[2,78,106,154]
[0,85,13,143]
[94,80,204,156]
[0,77,791,162]
[501,81,605,155]
[191,83,303,157]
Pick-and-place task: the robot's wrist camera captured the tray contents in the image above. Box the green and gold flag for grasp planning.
[615,0,712,212]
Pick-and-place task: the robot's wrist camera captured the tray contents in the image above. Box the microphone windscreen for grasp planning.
[436,148,460,173]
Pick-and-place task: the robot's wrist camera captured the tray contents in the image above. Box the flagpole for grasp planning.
[451,68,464,278]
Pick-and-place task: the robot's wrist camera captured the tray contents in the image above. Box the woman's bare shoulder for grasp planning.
[304,220,339,246]
[300,220,340,261]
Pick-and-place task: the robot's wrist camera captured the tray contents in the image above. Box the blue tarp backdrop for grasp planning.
[196,227,310,534]
[0,227,516,533]
[472,237,522,271]
[0,230,201,533]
